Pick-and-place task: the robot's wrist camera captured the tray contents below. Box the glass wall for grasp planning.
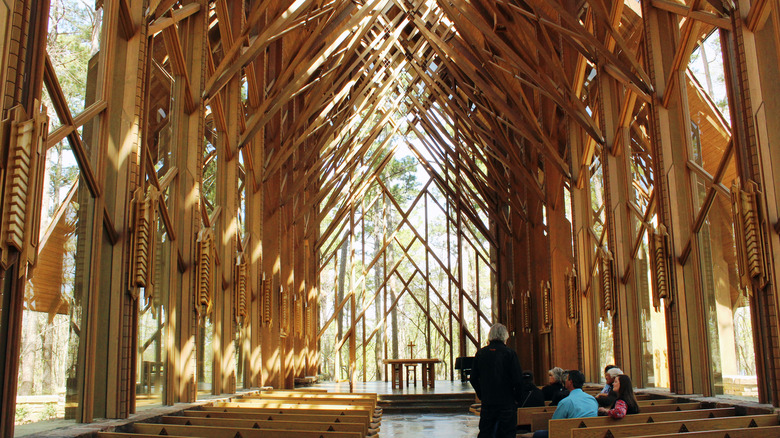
[636,239,669,388]
[15,174,92,426]
[197,317,214,396]
[135,220,171,406]
[686,36,757,397]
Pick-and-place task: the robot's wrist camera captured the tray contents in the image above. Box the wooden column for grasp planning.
[527,162,552,376]
[723,0,780,405]
[92,0,151,417]
[293,137,306,380]
[245,28,265,391]
[598,58,643,380]
[509,178,534,372]
[261,39,283,389]
[165,0,206,404]
[0,0,48,434]
[214,59,239,395]
[569,124,599,380]
[545,160,578,372]
[281,123,294,389]
[304,133,319,378]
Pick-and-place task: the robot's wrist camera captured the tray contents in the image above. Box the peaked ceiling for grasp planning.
[149,0,666,231]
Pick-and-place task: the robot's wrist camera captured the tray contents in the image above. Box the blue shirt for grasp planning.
[552,388,598,419]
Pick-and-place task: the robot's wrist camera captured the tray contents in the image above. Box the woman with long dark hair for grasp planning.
[597,374,639,419]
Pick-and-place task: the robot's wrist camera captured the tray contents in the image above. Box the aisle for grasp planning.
[381,412,479,437]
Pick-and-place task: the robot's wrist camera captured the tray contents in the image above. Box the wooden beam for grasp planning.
[148,2,200,36]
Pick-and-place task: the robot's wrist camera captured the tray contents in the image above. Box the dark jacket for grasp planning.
[469,340,523,407]
[542,382,569,405]
[517,383,545,407]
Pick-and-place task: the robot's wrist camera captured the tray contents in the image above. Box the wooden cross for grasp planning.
[407,341,415,358]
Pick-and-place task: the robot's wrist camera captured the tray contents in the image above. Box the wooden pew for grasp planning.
[567,414,779,438]
[130,423,363,438]
[99,434,190,438]
[543,395,668,406]
[236,396,376,406]
[209,401,378,420]
[260,389,330,394]
[518,405,558,426]
[254,390,376,399]
[201,404,376,423]
[181,409,378,428]
[531,402,705,431]
[631,426,780,438]
[182,409,369,423]
[546,407,738,437]
[521,400,696,427]
[162,414,369,436]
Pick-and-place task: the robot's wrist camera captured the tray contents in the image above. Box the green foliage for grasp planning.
[15,404,30,424]
[47,0,99,115]
[40,403,57,421]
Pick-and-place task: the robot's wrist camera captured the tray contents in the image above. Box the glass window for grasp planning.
[136,220,170,406]
[15,172,92,429]
[197,316,214,397]
[636,239,669,388]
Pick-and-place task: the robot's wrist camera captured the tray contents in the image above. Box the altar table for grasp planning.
[383,358,440,389]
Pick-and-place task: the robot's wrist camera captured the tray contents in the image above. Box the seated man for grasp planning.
[596,367,622,408]
[530,370,597,438]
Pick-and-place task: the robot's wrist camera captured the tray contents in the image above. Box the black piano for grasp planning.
[454,356,474,382]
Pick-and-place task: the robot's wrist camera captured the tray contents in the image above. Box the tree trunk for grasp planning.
[336,239,348,380]
[388,210,399,359]
[700,42,715,98]
[373,201,383,379]
[19,312,37,396]
[41,317,53,394]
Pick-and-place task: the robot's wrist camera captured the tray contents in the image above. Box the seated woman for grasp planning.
[541,367,569,406]
[597,374,639,419]
[517,371,545,408]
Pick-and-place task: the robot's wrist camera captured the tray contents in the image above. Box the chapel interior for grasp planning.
[2,0,780,436]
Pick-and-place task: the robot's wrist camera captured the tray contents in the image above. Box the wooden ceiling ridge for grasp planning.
[264,18,411,179]
[237,0,384,153]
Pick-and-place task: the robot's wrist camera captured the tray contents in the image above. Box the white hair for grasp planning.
[606,368,623,378]
[488,323,509,342]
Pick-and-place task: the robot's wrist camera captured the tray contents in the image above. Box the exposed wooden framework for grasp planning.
[3,0,780,435]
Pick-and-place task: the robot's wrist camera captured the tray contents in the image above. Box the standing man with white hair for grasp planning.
[470,323,524,438]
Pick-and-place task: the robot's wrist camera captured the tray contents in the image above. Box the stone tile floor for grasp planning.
[381,412,479,437]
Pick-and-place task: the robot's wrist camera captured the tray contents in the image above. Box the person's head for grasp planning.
[613,374,639,411]
[613,374,631,396]
[547,367,565,384]
[566,370,586,390]
[605,367,623,385]
[522,371,535,386]
[604,364,616,375]
[487,323,509,343]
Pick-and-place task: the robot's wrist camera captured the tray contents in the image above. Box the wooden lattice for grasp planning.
[234,252,248,324]
[649,224,670,308]
[506,281,515,335]
[129,186,159,292]
[541,280,552,331]
[262,278,272,326]
[565,269,578,323]
[732,180,768,290]
[0,103,48,274]
[522,290,532,333]
[295,295,303,336]
[196,227,214,316]
[281,285,289,336]
[599,246,615,317]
